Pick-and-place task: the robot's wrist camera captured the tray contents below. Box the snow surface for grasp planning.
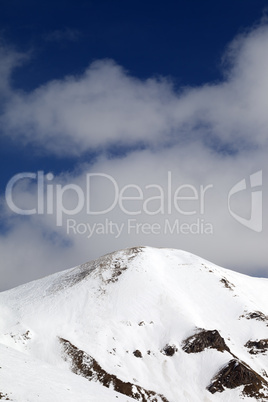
[0,246,267,401]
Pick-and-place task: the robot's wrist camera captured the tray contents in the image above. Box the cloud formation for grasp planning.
[0,23,267,290]
[2,24,268,154]
[1,141,267,291]
[0,43,27,99]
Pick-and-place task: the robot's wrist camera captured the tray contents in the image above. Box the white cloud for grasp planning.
[2,24,268,154]
[1,60,176,155]
[0,42,28,99]
[0,23,268,290]
[1,142,267,291]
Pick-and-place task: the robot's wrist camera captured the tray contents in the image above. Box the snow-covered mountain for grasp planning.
[0,246,267,401]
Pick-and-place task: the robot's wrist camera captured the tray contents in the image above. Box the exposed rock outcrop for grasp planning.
[0,393,10,401]
[245,339,268,355]
[59,337,169,402]
[240,311,268,325]
[207,359,268,399]
[133,350,143,358]
[182,329,230,354]
[161,345,177,356]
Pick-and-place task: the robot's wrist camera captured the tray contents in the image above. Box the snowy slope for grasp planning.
[0,246,267,401]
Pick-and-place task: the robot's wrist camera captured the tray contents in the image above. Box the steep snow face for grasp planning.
[0,246,267,401]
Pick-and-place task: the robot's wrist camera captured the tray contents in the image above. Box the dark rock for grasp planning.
[106,260,127,284]
[207,359,268,399]
[245,339,268,355]
[182,329,230,354]
[0,393,10,401]
[220,277,235,290]
[59,338,169,402]
[23,330,31,340]
[161,345,177,356]
[133,349,142,358]
[241,311,268,324]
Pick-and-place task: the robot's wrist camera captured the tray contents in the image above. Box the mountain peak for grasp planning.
[0,247,267,401]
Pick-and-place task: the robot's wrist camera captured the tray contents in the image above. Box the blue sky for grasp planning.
[2,1,267,86]
[0,0,267,184]
[0,0,267,290]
